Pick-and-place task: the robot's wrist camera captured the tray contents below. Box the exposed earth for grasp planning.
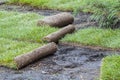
[1,45,118,80]
[0,2,119,80]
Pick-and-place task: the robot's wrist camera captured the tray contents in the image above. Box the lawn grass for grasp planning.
[8,0,119,13]
[0,11,58,69]
[0,11,58,42]
[100,55,120,80]
[9,0,84,11]
[61,27,120,49]
[0,38,42,68]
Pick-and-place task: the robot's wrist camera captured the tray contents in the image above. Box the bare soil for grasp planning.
[0,3,119,80]
[1,45,118,80]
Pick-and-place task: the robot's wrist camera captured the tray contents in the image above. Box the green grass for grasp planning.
[61,27,120,49]
[0,11,57,42]
[8,0,87,11]
[0,38,42,68]
[100,55,120,80]
[0,11,58,69]
[9,0,120,13]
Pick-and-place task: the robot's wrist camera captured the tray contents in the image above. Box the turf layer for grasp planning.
[101,55,120,80]
[61,27,120,49]
[0,11,57,68]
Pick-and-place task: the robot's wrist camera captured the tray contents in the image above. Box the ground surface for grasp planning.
[0,3,119,80]
[0,45,118,80]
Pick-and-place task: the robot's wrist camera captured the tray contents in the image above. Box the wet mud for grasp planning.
[1,45,118,80]
[0,3,119,80]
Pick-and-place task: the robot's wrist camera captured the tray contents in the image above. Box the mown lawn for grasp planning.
[101,55,120,80]
[8,0,119,13]
[8,0,83,11]
[0,38,42,68]
[0,11,58,69]
[0,11,57,42]
[61,27,120,49]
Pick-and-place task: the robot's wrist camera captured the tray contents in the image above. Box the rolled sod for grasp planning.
[14,42,58,69]
[43,25,75,43]
[37,12,74,27]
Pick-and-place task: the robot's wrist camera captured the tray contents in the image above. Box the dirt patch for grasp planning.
[1,45,118,80]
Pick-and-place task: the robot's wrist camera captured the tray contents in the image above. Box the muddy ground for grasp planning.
[0,3,119,80]
[1,45,118,80]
